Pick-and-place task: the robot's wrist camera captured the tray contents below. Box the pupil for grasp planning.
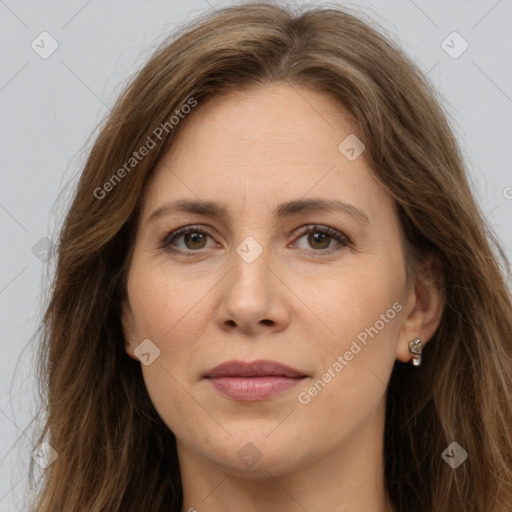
[186,232,205,249]
[310,232,330,249]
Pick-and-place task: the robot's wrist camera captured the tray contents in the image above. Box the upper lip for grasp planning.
[203,359,307,379]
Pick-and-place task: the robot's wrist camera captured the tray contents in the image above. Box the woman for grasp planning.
[29,2,512,511]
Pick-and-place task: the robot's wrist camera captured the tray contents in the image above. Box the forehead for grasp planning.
[141,84,392,223]
[168,83,356,162]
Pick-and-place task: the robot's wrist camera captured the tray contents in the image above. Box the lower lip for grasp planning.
[207,376,305,401]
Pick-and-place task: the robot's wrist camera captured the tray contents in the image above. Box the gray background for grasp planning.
[1,0,511,509]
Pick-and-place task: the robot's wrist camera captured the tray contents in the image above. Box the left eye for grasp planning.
[161,225,349,254]
[292,225,349,253]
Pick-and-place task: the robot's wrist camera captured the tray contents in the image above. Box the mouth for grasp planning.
[203,359,308,401]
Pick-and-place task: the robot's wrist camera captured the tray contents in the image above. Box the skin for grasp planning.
[121,83,445,512]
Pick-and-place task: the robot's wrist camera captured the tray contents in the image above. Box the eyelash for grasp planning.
[160,224,351,256]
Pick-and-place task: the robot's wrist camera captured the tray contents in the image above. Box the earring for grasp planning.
[408,338,423,366]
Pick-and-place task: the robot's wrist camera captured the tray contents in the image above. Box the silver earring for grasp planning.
[408,338,423,366]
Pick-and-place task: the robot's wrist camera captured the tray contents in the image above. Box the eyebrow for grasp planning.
[146,198,370,225]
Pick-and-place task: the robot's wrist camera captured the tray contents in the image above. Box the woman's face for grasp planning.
[122,83,423,477]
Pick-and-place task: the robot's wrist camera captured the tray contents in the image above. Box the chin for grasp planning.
[199,429,310,477]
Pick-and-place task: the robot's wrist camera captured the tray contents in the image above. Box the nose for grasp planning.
[215,243,290,336]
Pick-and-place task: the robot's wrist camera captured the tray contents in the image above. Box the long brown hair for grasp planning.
[29,2,512,510]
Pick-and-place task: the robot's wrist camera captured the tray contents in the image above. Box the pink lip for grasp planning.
[203,359,308,401]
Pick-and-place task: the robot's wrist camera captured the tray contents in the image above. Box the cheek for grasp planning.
[314,260,403,338]
[127,267,218,437]
[127,259,212,345]
[141,364,215,444]
[304,258,405,389]
[292,273,402,440]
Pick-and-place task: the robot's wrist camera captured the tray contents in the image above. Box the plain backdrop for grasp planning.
[0,0,511,509]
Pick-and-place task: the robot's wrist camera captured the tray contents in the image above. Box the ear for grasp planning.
[396,253,445,363]
[120,297,139,361]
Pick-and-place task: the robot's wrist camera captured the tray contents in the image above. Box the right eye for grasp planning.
[160,225,219,254]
